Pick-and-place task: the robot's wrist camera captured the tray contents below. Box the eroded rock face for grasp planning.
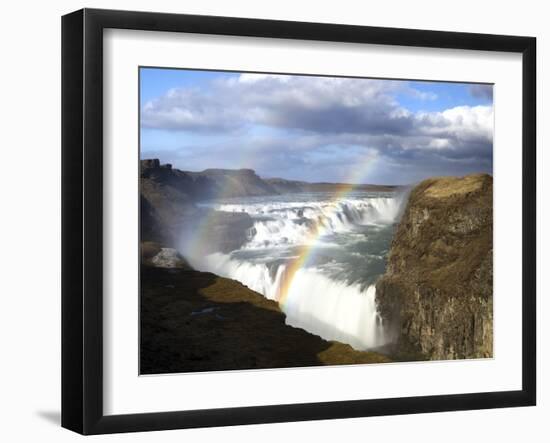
[375,174,493,360]
[151,248,189,269]
[140,160,254,252]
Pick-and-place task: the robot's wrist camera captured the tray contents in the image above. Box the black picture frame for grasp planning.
[61,8,536,435]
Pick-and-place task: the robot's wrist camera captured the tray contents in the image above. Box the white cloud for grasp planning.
[141,73,493,180]
[417,105,493,140]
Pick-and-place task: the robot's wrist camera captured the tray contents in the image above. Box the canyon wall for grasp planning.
[376,174,493,360]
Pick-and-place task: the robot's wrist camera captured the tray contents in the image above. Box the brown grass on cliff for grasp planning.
[376,173,493,360]
[389,173,493,293]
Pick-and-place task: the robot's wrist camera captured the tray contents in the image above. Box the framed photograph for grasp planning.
[62,8,536,435]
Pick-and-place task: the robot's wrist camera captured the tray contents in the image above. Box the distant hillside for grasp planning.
[265,177,398,194]
[141,158,398,203]
[186,167,278,198]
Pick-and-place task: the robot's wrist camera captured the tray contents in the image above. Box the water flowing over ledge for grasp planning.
[186,191,408,351]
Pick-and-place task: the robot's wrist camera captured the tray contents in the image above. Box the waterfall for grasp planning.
[188,192,405,351]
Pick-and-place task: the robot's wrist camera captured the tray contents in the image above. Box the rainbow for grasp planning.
[276,184,365,306]
[184,172,241,258]
[184,150,378,309]
[276,151,378,306]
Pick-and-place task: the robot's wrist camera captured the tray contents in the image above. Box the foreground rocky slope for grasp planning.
[375,174,493,360]
[141,245,390,373]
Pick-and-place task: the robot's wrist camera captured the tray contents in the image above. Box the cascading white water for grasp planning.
[284,272,385,350]
[205,196,403,248]
[189,191,405,351]
[197,252,287,301]
[193,251,386,349]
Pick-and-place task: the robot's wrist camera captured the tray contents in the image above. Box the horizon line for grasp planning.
[140,158,492,189]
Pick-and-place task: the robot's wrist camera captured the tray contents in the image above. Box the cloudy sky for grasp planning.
[140,68,493,185]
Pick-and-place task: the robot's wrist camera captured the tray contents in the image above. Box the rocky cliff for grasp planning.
[375,174,493,360]
[140,160,254,252]
[141,160,279,203]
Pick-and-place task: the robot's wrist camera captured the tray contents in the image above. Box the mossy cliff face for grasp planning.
[375,174,493,360]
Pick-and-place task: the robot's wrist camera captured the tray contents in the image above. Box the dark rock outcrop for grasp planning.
[140,160,254,251]
[375,174,493,360]
[141,159,278,201]
[140,158,160,169]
